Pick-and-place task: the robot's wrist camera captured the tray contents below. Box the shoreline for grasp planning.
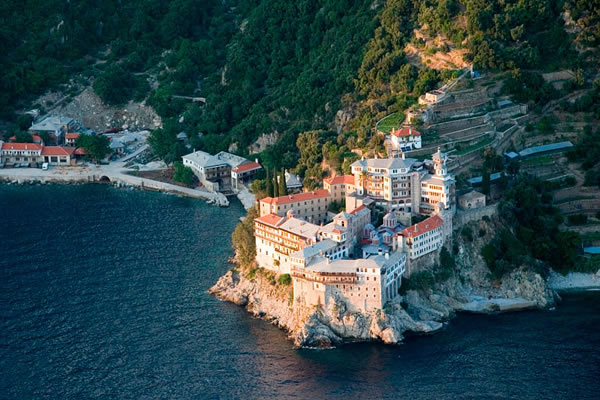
[0,166,230,206]
[547,270,600,292]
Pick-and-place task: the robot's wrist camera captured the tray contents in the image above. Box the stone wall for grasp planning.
[454,204,498,227]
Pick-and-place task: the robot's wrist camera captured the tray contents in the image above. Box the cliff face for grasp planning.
[210,218,557,348]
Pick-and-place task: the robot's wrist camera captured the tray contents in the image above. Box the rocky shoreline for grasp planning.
[209,228,562,348]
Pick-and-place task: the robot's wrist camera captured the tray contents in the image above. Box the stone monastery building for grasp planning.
[253,150,456,313]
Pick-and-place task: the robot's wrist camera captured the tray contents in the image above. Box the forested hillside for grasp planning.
[1,0,599,171]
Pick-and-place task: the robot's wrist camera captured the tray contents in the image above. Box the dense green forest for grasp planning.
[1,0,598,171]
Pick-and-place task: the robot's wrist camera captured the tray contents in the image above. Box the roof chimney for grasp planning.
[326,255,330,264]
[378,248,383,256]
[385,252,389,260]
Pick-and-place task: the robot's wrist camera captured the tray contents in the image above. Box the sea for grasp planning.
[1,185,599,400]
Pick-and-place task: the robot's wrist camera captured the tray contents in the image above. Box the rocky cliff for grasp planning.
[210,217,558,348]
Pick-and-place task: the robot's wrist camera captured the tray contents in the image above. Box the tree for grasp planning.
[265,168,274,197]
[148,124,179,164]
[273,169,279,197]
[75,134,110,162]
[250,178,267,199]
[14,131,33,143]
[278,169,288,195]
[173,161,195,186]
[482,168,491,195]
[231,207,258,268]
[16,114,33,130]
[93,65,137,105]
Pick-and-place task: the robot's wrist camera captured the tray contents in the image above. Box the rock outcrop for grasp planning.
[210,218,557,348]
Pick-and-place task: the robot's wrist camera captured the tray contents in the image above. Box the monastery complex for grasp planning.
[253,148,456,313]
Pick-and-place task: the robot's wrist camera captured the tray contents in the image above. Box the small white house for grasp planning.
[390,128,422,150]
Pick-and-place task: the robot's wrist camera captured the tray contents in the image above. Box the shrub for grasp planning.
[407,271,435,292]
[567,214,588,225]
[173,162,195,186]
[93,65,137,105]
[482,215,490,222]
[278,273,292,285]
[461,226,474,241]
[479,229,486,238]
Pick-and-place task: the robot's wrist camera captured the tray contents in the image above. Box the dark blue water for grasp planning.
[1,185,599,399]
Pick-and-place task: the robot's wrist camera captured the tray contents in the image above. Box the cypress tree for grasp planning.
[273,169,279,197]
[266,168,274,197]
[482,168,491,196]
[279,169,288,195]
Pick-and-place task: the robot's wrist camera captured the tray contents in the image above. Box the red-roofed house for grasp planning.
[259,189,331,225]
[41,146,76,165]
[390,127,422,150]
[65,133,81,146]
[231,160,262,189]
[399,215,444,260]
[323,174,357,202]
[0,142,43,165]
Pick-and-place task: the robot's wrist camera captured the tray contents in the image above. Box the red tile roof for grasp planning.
[255,214,285,227]
[400,215,443,238]
[232,161,261,173]
[41,146,75,156]
[349,205,367,215]
[66,133,81,140]
[74,147,87,155]
[1,142,42,151]
[391,128,422,137]
[323,175,355,185]
[260,189,330,206]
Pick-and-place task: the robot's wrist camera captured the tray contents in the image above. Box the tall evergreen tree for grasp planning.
[279,169,288,195]
[266,168,274,197]
[273,168,279,197]
[482,168,491,195]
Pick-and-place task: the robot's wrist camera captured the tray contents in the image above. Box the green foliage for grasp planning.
[278,273,292,286]
[570,125,600,171]
[1,0,595,169]
[461,226,474,242]
[173,162,195,185]
[14,131,33,143]
[75,134,110,162]
[265,169,274,197]
[272,168,279,197]
[567,214,588,225]
[232,207,258,268]
[328,200,346,213]
[481,168,491,195]
[437,246,456,281]
[93,65,138,105]
[278,170,288,196]
[250,178,268,199]
[16,114,33,130]
[489,176,583,275]
[148,120,186,164]
[404,271,435,292]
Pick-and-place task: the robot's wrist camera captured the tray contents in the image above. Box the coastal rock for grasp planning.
[210,218,559,348]
[211,268,454,348]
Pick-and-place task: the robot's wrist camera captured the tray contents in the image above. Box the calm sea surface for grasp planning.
[1,185,599,400]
